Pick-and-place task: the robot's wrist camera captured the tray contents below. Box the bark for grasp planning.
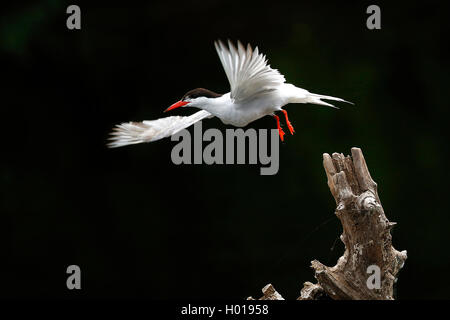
[247,284,284,300]
[250,147,407,300]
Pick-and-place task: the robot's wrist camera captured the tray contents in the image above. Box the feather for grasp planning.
[107,110,212,148]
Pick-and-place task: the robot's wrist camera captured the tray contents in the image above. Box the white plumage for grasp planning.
[214,40,285,102]
[108,110,212,148]
[108,40,351,148]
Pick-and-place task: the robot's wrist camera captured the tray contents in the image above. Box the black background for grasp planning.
[1,0,449,299]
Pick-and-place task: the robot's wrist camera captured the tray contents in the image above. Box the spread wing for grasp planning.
[214,40,285,103]
[108,110,212,148]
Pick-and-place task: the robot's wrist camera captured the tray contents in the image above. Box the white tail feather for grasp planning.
[107,110,213,148]
[284,84,353,109]
[307,93,354,109]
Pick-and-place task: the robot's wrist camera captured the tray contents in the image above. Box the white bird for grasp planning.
[108,40,352,148]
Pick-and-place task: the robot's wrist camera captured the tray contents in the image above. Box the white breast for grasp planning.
[221,90,287,127]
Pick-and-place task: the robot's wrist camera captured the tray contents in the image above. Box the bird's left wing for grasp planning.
[108,110,212,148]
[214,40,285,103]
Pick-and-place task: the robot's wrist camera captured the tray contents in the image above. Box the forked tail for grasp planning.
[306,92,354,109]
[285,84,353,108]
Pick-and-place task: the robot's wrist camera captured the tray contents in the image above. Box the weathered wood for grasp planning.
[251,147,407,300]
[298,282,327,300]
[247,284,284,300]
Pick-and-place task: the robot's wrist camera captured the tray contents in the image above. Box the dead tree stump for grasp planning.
[250,147,407,300]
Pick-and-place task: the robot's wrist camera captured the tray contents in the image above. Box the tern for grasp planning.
[108,40,352,148]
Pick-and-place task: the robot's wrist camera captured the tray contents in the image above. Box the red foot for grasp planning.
[273,115,285,141]
[282,110,295,135]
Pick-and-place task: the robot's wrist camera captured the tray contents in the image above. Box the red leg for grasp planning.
[282,110,295,135]
[273,114,285,141]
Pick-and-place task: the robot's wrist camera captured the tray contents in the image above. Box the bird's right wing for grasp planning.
[108,110,212,148]
[214,40,286,103]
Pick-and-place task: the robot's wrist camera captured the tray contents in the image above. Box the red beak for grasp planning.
[164,100,190,112]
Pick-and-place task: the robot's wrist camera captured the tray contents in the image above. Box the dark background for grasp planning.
[1,0,449,299]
